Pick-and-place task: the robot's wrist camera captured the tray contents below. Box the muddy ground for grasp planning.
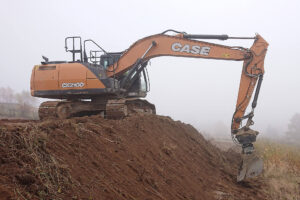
[0,114,268,200]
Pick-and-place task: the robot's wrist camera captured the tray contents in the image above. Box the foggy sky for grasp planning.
[0,0,299,135]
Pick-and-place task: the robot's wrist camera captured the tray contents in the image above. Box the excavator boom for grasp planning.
[106,32,268,133]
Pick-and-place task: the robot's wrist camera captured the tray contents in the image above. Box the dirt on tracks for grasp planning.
[0,114,267,200]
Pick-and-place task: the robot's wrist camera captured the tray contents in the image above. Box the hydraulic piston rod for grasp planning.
[183,34,256,40]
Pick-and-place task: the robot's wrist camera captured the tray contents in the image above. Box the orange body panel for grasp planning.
[31,63,105,92]
[33,65,59,90]
[30,66,36,96]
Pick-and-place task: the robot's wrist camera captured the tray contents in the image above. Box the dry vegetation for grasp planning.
[0,121,77,199]
[255,140,300,199]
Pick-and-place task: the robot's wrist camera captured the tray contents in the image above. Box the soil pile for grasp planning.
[0,114,267,200]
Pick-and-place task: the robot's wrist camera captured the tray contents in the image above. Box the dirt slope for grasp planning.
[0,114,267,200]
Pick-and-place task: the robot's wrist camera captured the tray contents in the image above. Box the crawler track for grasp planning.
[38,99,156,120]
[38,101,60,120]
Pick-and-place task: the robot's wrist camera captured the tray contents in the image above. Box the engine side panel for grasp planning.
[31,63,108,99]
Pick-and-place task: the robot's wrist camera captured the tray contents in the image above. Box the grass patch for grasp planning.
[255,139,300,199]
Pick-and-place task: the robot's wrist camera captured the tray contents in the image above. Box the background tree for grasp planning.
[286,113,300,142]
[15,90,38,107]
[264,125,280,139]
[0,87,39,119]
[0,87,15,103]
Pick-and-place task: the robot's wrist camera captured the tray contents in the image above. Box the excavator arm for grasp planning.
[107,32,268,133]
[107,31,269,181]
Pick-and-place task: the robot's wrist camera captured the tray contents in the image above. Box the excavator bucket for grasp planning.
[237,153,263,182]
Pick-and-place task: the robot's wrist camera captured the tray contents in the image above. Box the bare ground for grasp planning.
[0,114,269,200]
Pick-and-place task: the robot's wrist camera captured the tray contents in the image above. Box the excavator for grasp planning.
[30,30,268,182]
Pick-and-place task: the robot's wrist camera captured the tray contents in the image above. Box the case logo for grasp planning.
[171,43,210,55]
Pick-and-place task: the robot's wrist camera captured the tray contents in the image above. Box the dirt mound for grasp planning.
[0,114,267,200]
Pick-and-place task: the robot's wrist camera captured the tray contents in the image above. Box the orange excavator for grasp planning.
[30,30,268,181]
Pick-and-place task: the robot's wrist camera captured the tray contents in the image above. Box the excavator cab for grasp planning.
[63,36,150,98]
